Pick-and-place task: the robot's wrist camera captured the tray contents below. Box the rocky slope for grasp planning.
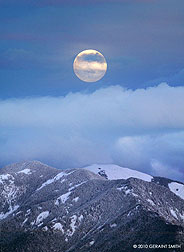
[0,161,184,252]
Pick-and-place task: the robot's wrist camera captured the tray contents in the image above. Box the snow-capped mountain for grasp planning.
[0,161,184,252]
[84,164,184,201]
[83,164,153,181]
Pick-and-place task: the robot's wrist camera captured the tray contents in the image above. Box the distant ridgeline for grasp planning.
[0,161,184,252]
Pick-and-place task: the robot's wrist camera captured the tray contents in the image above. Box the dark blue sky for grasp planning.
[0,0,184,98]
[0,0,184,181]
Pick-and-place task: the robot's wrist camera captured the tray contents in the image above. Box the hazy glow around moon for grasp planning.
[73,49,107,82]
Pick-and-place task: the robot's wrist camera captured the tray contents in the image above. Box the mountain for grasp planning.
[83,164,153,181]
[0,161,184,252]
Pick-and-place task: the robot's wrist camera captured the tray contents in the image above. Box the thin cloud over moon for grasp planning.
[73,49,107,82]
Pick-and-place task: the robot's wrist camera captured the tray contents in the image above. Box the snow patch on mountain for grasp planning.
[78,214,83,222]
[168,182,184,200]
[54,181,86,206]
[36,211,49,225]
[36,170,75,191]
[0,205,19,220]
[55,191,71,205]
[147,199,155,206]
[73,197,79,202]
[170,209,178,219]
[0,175,21,220]
[22,218,28,226]
[25,209,31,216]
[17,168,32,175]
[69,181,86,191]
[52,223,64,233]
[117,185,125,191]
[0,174,14,184]
[1,161,184,252]
[42,226,48,231]
[180,212,184,221]
[110,223,117,228]
[116,185,139,198]
[67,215,77,237]
[83,164,153,182]
[37,172,66,191]
[89,240,95,246]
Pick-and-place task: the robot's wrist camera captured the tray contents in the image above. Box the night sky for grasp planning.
[0,0,184,181]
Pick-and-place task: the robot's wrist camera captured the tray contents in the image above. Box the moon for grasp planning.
[73,49,107,82]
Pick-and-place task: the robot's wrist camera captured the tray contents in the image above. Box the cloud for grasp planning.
[150,159,183,179]
[113,133,184,180]
[0,48,66,70]
[0,49,40,69]
[74,61,107,72]
[0,83,184,181]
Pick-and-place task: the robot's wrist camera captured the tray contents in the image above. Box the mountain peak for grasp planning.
[0,161,184,252]
[0,160,57,174]
[83,163,153,182]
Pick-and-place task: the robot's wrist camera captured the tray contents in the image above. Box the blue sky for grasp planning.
[0,0,184,98]
[0,0,184,181]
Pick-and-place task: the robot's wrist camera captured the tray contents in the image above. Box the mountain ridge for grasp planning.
[0,161,184,251]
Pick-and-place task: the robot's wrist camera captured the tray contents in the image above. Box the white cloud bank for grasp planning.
[0,83,184,181]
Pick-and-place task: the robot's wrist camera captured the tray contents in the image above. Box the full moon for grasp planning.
[73,49,107,82]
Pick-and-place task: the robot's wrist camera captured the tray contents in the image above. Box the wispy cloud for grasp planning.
[0,83,184,181]
[114,133,184,180]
